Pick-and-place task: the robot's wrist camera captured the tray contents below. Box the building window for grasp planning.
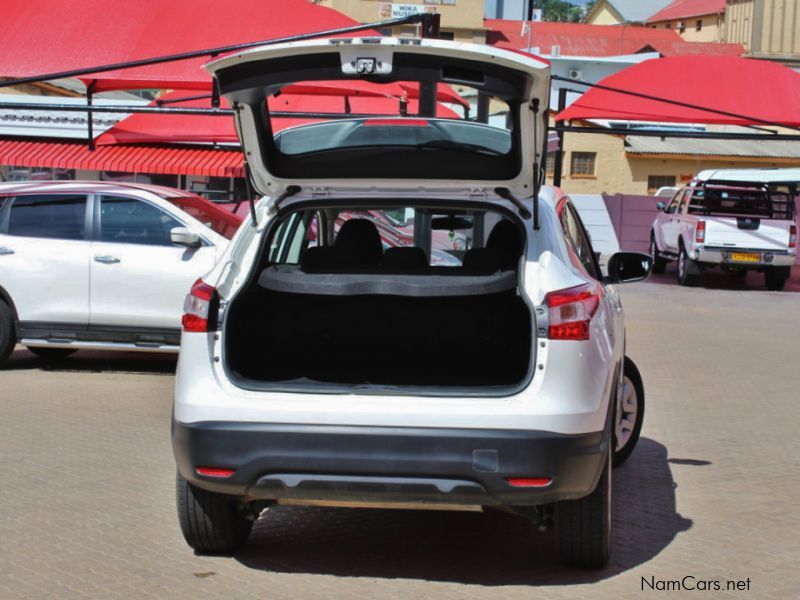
[696,19,703,31]
[647,175,677,194]
[665,23,671,28]
[546,153,556,175]
[678,21,686,33]
[570,152,596,177]
[439,31,455,40]
[441,0,456,4]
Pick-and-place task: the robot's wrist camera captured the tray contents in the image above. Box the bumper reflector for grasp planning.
[506,477,552,488]
[196,467,235,478]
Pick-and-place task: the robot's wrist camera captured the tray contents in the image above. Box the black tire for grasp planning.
[649,234,667,274]
[0,301,16,365]
[677,243,698,287]
[613,357,645,467]
[176,472,253,554]
[556,447,611,568]
[764,270,787,291]
[26,346,77,360]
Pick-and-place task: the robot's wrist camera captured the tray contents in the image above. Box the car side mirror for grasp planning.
[170,227,202,248]
[605,252,652,284]
[656,201,667,211]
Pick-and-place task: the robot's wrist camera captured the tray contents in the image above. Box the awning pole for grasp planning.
[552,87,567,187]
[86,81,95,151]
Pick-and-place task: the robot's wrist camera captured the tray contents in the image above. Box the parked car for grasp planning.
[0,181,242,364]
[171,37,651,568]
[650,170,797,290]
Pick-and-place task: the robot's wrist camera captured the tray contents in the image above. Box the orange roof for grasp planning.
[485,19,742,58]
[647,0,726,23]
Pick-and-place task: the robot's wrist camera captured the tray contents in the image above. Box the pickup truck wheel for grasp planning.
[0,301,15,365]
[764,270,787,291]
[677,245,698,287]
[556,445,611,568]
[26,347,77,360]
[613,357,644,467]
[649,234,667,274]
[176,472,253,554]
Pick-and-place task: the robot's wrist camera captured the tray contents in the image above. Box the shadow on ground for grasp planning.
[1,346,177,375]
[647,263,800,293]
[235,438,693,586]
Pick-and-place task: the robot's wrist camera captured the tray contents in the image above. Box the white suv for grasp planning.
[172,38,652,568]
[650,169,797,290]
[0,181,241,363]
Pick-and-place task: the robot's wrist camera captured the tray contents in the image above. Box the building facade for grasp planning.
[646,0,727,42]
[313,0,487,42]
[726,0,800,63]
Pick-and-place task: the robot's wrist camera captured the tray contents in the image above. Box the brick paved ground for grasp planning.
[1,267,799,598]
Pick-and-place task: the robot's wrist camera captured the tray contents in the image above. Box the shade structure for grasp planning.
[557,56,800,127]
[0,139,244,177]
[97,91,462,146]
[0,0,372,92]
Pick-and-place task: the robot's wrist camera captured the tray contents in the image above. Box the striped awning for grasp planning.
[0,139,244,178]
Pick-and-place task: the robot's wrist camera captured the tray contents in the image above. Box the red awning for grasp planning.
[0,140,244,177]
[97,91,461,146]
[557,56,800,126]
[0,0,372,92]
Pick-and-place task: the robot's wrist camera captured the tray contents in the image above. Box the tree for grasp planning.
[540,0,585,23]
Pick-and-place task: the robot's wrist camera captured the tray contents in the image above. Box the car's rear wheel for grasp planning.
[0,301,16,366]
[677,244,698,287]
[764,269,787,291]
[556,446,611,568]
[613,357,644,467]
[649,234,667,274]
[176,472,254,554]
[26,346,77,360]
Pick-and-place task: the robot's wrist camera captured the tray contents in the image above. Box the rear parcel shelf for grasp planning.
[257,265,518,297]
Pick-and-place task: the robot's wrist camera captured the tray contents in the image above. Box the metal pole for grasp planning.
[476,93,489,123]
[86,81,95,151]
[553,88,567,187]
[417,14,440,117]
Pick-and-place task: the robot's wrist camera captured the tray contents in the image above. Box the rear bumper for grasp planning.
[694,246,796,267]
[172,421,609,507]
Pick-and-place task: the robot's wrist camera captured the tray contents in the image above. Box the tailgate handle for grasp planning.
[94,255,120,264]
[0,247,14,255]
[736,217,760,230]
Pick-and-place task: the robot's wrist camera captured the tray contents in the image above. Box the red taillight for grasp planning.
[195,467,235,478]
[696,220,706,244]
[544,283,601,341]
[790,225,797,249]
[506,477,552,488]
[182,278,218,333]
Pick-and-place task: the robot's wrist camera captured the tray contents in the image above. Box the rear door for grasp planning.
[89,194,218,330]
[0,193,90,325]
[661,190,687,252]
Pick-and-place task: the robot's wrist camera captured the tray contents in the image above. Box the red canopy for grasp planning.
[557,56,800,127]
[98,91,461,146]
[0,0,370,92]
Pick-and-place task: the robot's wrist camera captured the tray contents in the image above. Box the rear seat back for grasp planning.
[382,247,428,270]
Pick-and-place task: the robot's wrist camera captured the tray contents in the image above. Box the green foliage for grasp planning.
[541,0,585,23]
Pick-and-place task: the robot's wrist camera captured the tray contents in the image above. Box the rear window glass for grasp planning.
[6,195,86,240]
[689,188,795,219]
[268,206,516,269]
[270,82,512,158]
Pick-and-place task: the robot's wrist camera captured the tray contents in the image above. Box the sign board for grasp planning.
[378,3,436,19]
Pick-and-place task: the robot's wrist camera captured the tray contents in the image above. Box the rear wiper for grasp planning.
[415,140,504,156]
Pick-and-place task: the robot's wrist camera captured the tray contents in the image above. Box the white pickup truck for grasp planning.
[651,170,797,290]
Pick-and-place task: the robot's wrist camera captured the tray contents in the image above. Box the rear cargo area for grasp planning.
[225,285,532,389]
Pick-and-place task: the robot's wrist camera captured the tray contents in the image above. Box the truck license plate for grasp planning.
[730,252,760,262]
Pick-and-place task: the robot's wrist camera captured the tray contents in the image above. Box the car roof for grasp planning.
[695,168,800,184]
[0,179,201,199]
